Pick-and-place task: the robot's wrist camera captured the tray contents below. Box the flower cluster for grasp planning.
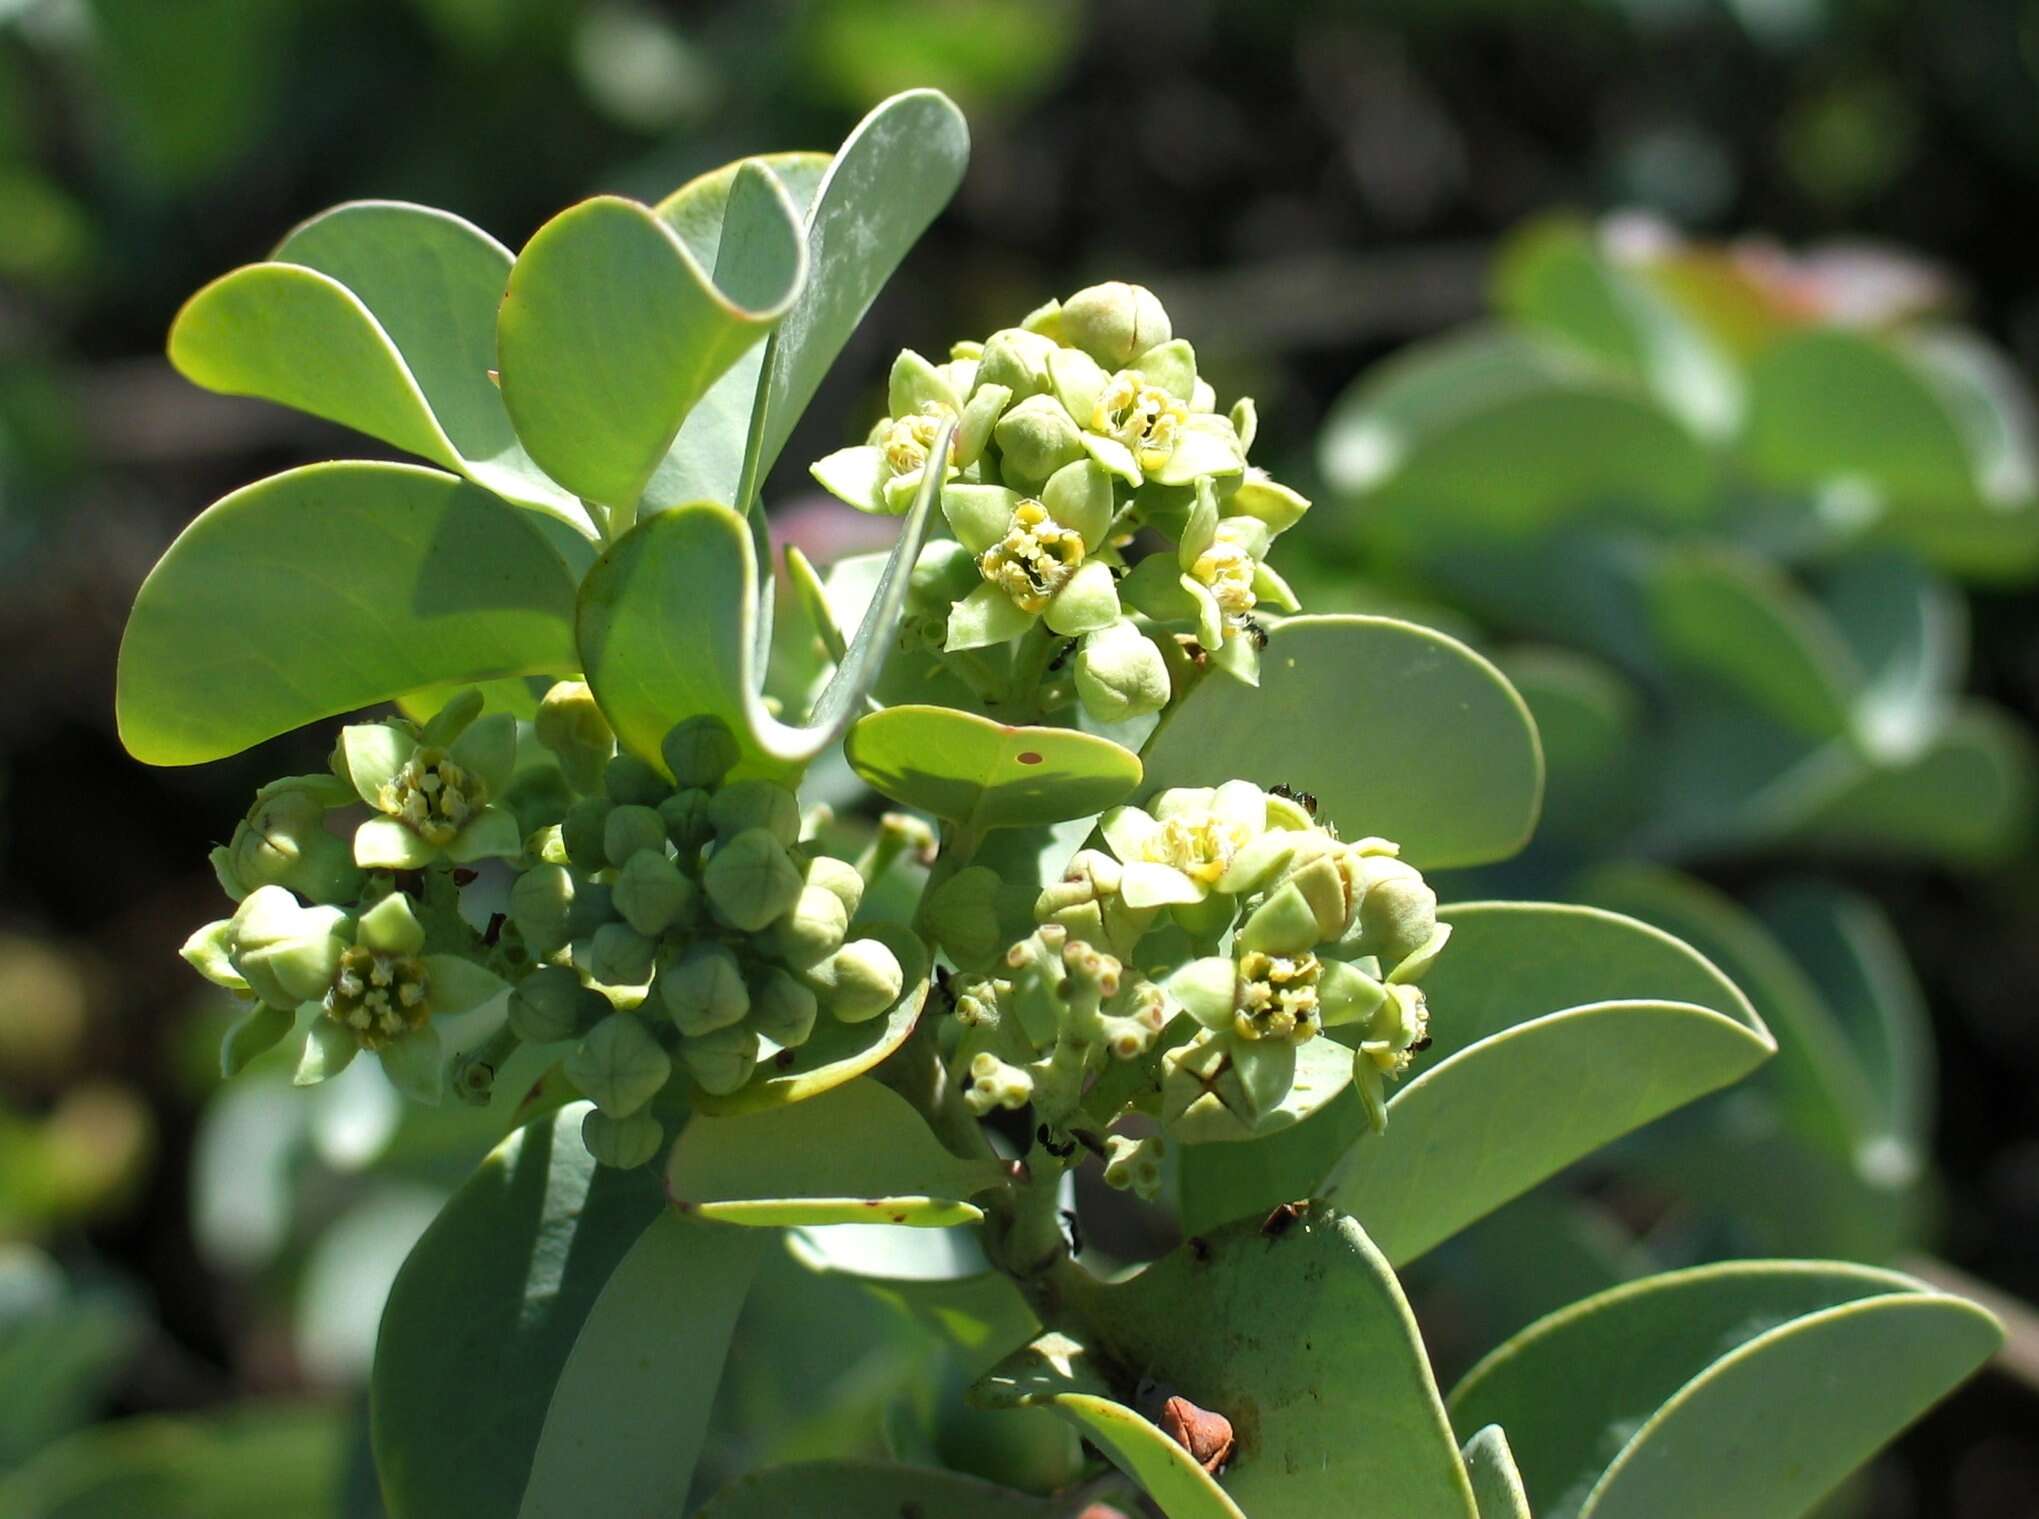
[811,282,1311,717]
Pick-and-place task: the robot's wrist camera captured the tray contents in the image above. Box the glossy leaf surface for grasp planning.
[845,705,1144,830]
[698,1460,1051,1518]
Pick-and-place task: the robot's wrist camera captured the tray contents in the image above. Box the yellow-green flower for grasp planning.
[337,712,522,870]
[809,348,1009,515]
[1098,780,1292,909]
[940,459,1122,649]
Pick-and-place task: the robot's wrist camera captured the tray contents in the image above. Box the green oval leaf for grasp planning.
[371,1104,665,1519]
[497,174,804,508]
[1815,549,1965,761]
[118,462,586,765]
[667,1081,1006,1226]
[1450,1261,2000,1519]
[1139,615,1544,870]
[698,1460,1052,1518]
[1461,1425,1532,1519]
[845,706,1143,830]
[514,1210,764,1519]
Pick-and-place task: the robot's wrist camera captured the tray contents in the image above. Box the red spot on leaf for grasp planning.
[1016,751,1043,765]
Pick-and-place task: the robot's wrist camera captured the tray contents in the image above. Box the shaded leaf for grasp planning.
[697,1460,1051,1518]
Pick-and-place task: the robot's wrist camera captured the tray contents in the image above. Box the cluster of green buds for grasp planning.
[811,282,1310,720]
[507,701,909,1166]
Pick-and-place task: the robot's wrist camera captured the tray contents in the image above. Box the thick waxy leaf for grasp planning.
[845,705,1143,830]
[118,462,585,765]
[1178,903,1770,1249]
[698,1460,1051,1518]
[1815,549,1964,761]
[1647,545,1860,738]
[514,1211,763,1519]
[667,1081,1006,1226]
[1319,329,1713,551]
[1140,615,1544,869]
[642,152,833,510]
[688,939,930,1116]
[739,89,970,509]
[1037,1210,1478,1518]
[1462,1425,1533,1519]
[1450,1261,2001,1519]
[578,453,944,782]
[974,1333,1246,1519]
[169,205,586,529]
[371,1104,665,1519]
[497,173,804,508]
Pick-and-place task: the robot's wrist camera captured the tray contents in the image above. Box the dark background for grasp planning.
[3,1,2035,1512]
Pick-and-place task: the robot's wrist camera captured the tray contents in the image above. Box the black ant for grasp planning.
[1045,637,1080,672]
[1270,782,1319,817]
[1037,1123,1077,1160]
[1409,1035,1433,1054]
[1242,616,1270,650]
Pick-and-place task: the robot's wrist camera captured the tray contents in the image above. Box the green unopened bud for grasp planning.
[964,1051,1033,1115]
[604,753,670,808]
[1356,872,1439,971]
[221,779,363,904]
[565,1013,671,1117]
[510,863,577,957]
[757,883,849,968]
[659,788,714,856]
[750,967,819,1048]
[560,796,614,871]
[994,394,1087,490]
[801,854,866,919]
[1074,620,1171,724]
[535,680,615,793]
[565,879,617,940]
[925,866,1009,970]
[582,1107,663,1168]
[1237,881,1324,958]
[1060,281,1172,368]
[508,964,605,1043]
[604,804,667,869]
[976,326,1058,400]
[702,828,803,932]
[661,715,740,790]
[228,886,348,1009]
[613,849,698,936]
[680,1022,759,1095]
[809,937,904,1023]
[1102,1133,1165,1200]
[582,922,656,988]
[908,538,983,613]
[708,780,801,848]
[660,942,750,1036]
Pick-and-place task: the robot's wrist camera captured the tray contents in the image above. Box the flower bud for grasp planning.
[603,804,667,869]
[565,879,617,940]
[908,538,982,613]
[508,964,605,1044]
[582,1107,663,1169]
[1059,282,1172,368]
[582,921,656,988]
[603,753,671,808]
[660,942,751,1036]
[560,796,614,871]
[1102,1133,1165,1200]
[963,1051,1033,1116]
[565,1012,671,1117]
[707,780,801,848]
[702,828,804,932]
[801,854,865,919]
[1074,621,1172,724]
[1356,872,1439,972]
[925,866,1008,970]
[756,883,849,968]
[659,788,715,856]
[680,1022,760,1095]
[975,327,1058,400]
[535,680,615,793]
[228,886,348,1009]
[1236,882,1323,958]
[749,967,819,1049]
[220,779,363,904]
[809,937,904,1023]
[613,849,698,936]
[661,715,740,790]
[993,394,1086,490]
[510,863,577,957]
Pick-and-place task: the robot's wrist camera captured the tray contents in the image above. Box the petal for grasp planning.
[1183,575,1225,651]
[955,382,1011,468]
[1079,430,1143,487]
[1230,1037,1298,1120]
[889,348,959,418]
[1230,396,1258,452]
[180,918,248,990]
[1216,830,1297,895]
[1043,560,1121,637]
[1179,477,1219,565]
[1317,959,1389,1028]
[1254,558,1302,613]
[295,1019,358,1087]
[1150,786,1216,822]
[357,891,427,956]
[883,466,942,513]
[1118,860,1205,909]
[448,711,517,798]
[1167,956,1241,1030]
[1212,780,1269,835]
[339,723,415,806]
[1119,554,1198,622]
[945,582,1037,651]
[1387,922,1453,985]
[942,483,1020,556]
[1214,514,1272,559]
[1210,630,1261,688]
[353,815,438,870]
[1135,338,1197,400]
[1047,346,1108,422]
[810,446,892,514]
[445,804,524,864]
[1098,804,1160,863]
[1152,414,1245,487]
[378,1025,447,1105]
[423,954,508,1016]
[1230,469,1310,533]
[1042,458,1115,550]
